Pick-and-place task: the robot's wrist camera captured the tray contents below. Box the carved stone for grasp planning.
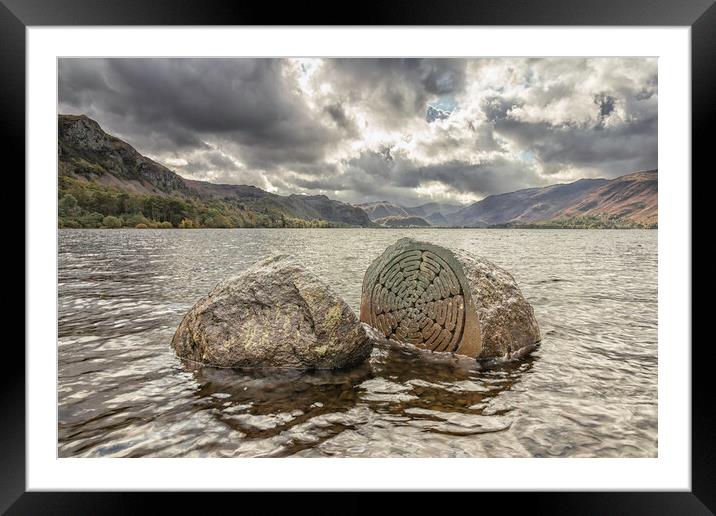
[360,238,541,360]
[360,238,482,357]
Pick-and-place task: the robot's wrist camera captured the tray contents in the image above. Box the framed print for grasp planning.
[7,0,711,512]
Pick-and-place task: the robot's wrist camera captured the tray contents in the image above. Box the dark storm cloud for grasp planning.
[59,58,338,169]
[323,102,358,136]
[329,58,466,96]
[177,149,241,177]
[288,173,347,192]
[318,58,468,126]
[339,151,542,203]
[594,93,617,128]
[481,96,522,122]
[494,113,657,176]
[411,159,541,195]
[595,94,616,118]
[58,57,657,205]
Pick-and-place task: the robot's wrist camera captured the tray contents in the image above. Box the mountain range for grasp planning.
[57,114,657,229]
[58,114,373,228]
[355,169,657,229]
[356,200,462,226]
[448,170,657,228]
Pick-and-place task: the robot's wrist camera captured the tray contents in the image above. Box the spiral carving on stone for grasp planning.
[361,239,482,357]
[367,249,469,352]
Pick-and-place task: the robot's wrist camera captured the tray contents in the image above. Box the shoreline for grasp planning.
[57,226,658,230]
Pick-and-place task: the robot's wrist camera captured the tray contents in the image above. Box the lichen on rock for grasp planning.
[452,248,541,360]
[171,254,372,369]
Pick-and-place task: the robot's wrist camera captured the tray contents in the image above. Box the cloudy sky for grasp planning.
[58,57,657,206]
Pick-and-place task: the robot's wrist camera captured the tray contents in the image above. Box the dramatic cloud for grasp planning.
[58,57,657,205]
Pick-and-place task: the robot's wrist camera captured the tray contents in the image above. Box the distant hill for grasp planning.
[374,215,432,228]
[405,201,463,218]
[449,170,657,228]
[58,114,373,228]
[423,211,450,226]
[550,170,657,226]
[355,201,410,220]
[59,114,192,197]
[58,114,656,230]
[357,200,462,224]
[449,178,609,227]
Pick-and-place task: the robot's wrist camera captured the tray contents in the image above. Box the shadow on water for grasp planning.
[371,341,537,415]
[183,359,374,439]
[182,340,537,455]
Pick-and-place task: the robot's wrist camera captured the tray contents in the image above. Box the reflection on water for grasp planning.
[58,228,657,457]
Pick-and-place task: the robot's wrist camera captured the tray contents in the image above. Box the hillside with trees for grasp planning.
[58,114,373,229]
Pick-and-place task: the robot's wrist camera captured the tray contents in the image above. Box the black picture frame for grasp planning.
[6,0,710,512]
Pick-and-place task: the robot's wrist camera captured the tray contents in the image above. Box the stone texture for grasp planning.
[172,255,372,369]
[360,238,482,357]
[360,238,540,360]
[452,247,541,359]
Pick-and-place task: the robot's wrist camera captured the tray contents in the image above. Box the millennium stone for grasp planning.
[360,238,482,357]
[360,238,541,360]
[172,255,372,369]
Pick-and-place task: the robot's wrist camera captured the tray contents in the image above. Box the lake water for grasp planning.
[58,228,657,458]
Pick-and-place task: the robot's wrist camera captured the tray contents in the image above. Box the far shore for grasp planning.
[57,225,657,230]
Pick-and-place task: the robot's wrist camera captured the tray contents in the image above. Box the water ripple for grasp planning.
[58,228,657,458]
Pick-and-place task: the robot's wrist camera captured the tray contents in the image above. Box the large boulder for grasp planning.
[172,255,372,369]
[453,247,541,359]
[359,238,540,360]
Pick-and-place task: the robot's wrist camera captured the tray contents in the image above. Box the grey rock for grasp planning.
[172,255,372,369]
[452,248,541,360]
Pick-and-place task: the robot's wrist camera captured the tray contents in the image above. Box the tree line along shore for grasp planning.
[58,176,342,229]
[58,176,656,230]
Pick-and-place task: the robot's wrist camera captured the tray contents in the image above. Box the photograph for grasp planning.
[56,56,658,459]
